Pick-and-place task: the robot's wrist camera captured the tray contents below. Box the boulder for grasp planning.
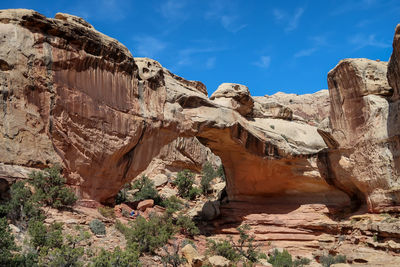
[210,83,254,116]
[181,244,203,267]
[201,200,220,221]
[152,174,168,187]
[137,199,154,211]
[207,255,231,267]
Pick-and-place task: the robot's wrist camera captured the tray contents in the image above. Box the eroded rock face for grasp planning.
[325,58,400,212]
[210,83,254,116]
[255,89,330,125]
[0,9,371,209]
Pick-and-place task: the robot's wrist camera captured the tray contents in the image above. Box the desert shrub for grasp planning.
[29,166,77,209]
[206,238,241,262]
[0,181,43,226]
[162,196,184,215]
[91,246,140,267]
[132,176,161,204]
[175,170,199,200]
[293,257,311,267]
[0,217,20,266]
[268,249,293,267]
[234,224,262,262]
[320,254,346,267]
[216,164,226,181]
[201,162,217,195]
[116,214,176,254]
[98,206,115,218]
[115,183,132,205]
[39,226,90,267]
[161,241,186,267]
[28,221,63,252]
[175,215,199,237]
[89,219,106,235]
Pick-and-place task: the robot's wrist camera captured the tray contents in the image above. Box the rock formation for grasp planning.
[1,9,400,216]
[0,9,348,208]
[324,58,400,212]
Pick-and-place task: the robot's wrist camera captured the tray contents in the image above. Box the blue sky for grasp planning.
[2,0,399,96]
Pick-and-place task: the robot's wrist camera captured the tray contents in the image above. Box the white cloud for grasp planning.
[133,36,167,58]
[177,47,223,67]
[294,48,317,58]
[253,56,271,68]
[205,1,247,33]
[273,7,305,32]
[293,35,328,58]
[349,34,390,50]
[159,0,188,20]
[206,57,216,69]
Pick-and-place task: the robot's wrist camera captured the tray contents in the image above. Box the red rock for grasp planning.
[137,199,154,211]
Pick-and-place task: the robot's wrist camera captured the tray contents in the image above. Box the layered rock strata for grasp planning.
[0,9,350,207]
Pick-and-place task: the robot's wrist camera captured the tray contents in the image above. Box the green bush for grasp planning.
[91,246,140,267]
[176,215,199,237]
[217,164,225,181]
[115,182,133,205]
[0,217,19,266]
[175,170,199,200]
[293,257,311,267]
[89,219,106,236]
[268,249,293,267]
[38,226,90,267]
[0,181,43,226]
[132,176,161,204]
[201,162,217,195]
[206,238,241,262]
[320,254,346,267]
[160,241,186,267]
[234,224,262,263]
[116,214,176,254]
[98,206,115,219]
[28,221,63,252]
[29,166,77,209]
[162,196,184,215]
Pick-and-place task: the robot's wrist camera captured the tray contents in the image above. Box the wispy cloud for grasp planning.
[159,0,188,21]
[293,35,328,58]
[177,47,223,67]
[206,57,216,69]
[349,34,390,50]
[253,56,271,68]
[294,48,317,58]
[273,7,305,32]
[205,1,247,33]
[331,0,379,15]
[132,36,167,58]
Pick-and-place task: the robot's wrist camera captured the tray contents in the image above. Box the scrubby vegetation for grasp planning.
[29,166,77,209]
[267,249,311,267]
[200,162,217,195]
[97,206,115,219]
[174,169,201,200]
[206,224,266,264]
[89,219,106,236]
[116,214,176,254]
[132,175,162,204]
[162,195,184,215]
[320,254,346,267]
[91,247,140,267]
[217,164,226,181]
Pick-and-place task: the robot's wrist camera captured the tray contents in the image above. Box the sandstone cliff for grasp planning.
[2,9,400,217]
[0,9,348,208]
